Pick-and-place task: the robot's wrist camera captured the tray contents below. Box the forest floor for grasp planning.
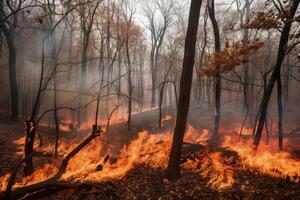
[0,104,300,199]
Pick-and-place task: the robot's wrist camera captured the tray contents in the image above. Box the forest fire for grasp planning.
[1,124,300,197]
[222,134,300,183]
[1,0,300,198]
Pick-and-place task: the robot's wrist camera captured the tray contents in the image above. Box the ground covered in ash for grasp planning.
[0,106,300,200]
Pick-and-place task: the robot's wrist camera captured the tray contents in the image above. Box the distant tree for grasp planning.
[123,2,135,131]
[77,0,101,126]
[0,0,22,120]
[144,0,175,108]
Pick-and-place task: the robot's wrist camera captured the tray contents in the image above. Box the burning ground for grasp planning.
[0,106,300,200]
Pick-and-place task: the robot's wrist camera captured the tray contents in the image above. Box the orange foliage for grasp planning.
[199,40,264,77]
[245,11,281,30]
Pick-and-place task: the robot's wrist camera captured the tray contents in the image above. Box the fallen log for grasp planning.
[3,129,101,200]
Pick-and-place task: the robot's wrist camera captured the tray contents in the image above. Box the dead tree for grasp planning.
[166,0,202,181]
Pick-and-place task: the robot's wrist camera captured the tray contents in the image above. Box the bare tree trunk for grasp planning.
[7,37,19,120]
[243,0,250,111]
[166,0,202,181]
[277,74,283,150]
[208,0,221,137]
[158,83,166,128]
[127,61,132,131]
[151,60,156,108]
[283,55,290,109]
[117,50,122,104]
[139,53,144,111]
[53,77,60,157]
[78,35,88,126]
[125,21,133,131]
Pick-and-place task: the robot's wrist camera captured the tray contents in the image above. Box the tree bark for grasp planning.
[54,77,60,157]
[166,0,202,181]
[158,82,166,128]
[208,0,221,137]
[243,0,250,112]
[7,37,19,120]
[126,36,132,131]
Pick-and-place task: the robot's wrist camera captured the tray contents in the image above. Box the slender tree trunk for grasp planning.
[277,74,283,150]
[53,77,60,157]
[117,50,122,104]
[283,55,290,108]
[243,0,250,111]
[8,38,19,120]
[125,32,132,131]
[158,83,166,128]
[139,54,144,111]
[151,62,156,108]
[208,0,221,137]
[166,0,202,181]
[78,35,89,126]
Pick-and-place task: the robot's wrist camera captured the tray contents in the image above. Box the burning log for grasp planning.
[3,127,102,200]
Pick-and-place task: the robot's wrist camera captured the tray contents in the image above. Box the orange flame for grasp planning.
[1,123,300,194]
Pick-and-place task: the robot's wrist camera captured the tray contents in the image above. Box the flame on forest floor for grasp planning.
[1,124,300,194]
[222,134,300,182]
[182,152,235,190]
